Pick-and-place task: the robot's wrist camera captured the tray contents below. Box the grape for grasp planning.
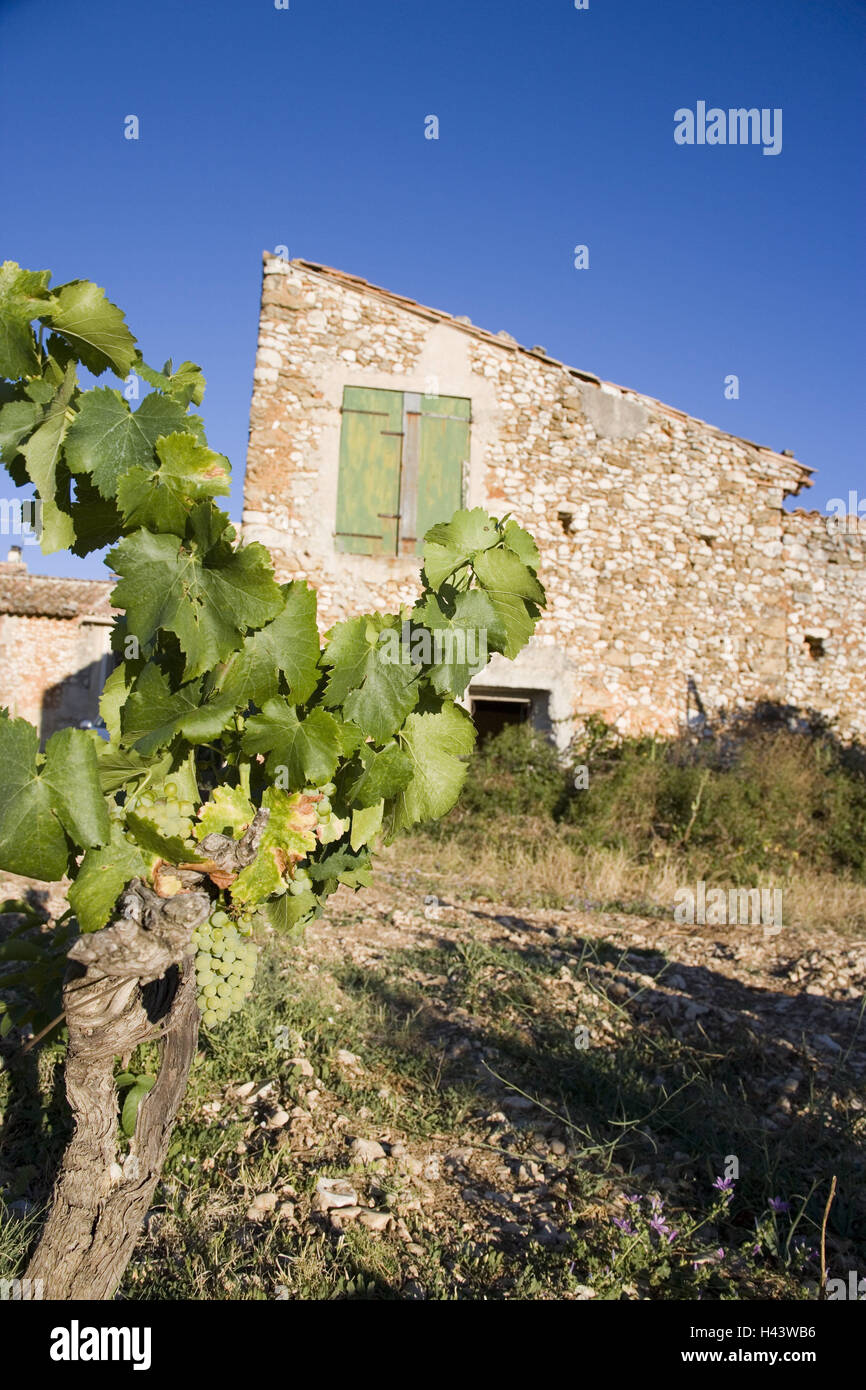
[320,782,336,798]
[316,797,331,817]
[193,909,258,1029]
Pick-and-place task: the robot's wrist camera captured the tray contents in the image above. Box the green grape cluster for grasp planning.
[191,908,258,1027]
[137,781,196,840]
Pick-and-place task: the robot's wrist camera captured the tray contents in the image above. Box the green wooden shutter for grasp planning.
[335,387,403,555]
[413,394,470,554]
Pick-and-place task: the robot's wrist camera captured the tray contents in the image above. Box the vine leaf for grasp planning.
[412,588,505,695]
[230,787,318,909]
[216,580,320,707]
[241,700,341,788]
[19,362,76,552]
[344,742,412,807]
[65,388,195,498]
[350,800,384,850]
[137,358,205,408]
[120,1075,156,1137]
[421,506,501,589]
[0,262,53,377]
[116,432,230,533]
[41,278,138,378]
[0,716,110,881]
[322,615,418,741]
[68,823,153,933]
[121,664,236,755]
[109,529,285,680]
[471,546,545,660]
[387,704,477,832]
[195,785,255,840]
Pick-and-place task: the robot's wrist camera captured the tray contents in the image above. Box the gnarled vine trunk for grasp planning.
[25,880,211,1301]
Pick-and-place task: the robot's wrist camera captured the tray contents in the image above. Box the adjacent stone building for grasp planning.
[0,548,115,742]
[242,255,866,747]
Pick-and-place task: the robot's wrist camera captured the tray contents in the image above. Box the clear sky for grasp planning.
[2,0,863,579]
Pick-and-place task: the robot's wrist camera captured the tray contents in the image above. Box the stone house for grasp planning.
[242,255,866,748]
[0,548,115,742]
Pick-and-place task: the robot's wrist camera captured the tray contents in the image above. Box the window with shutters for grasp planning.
[335,386,471,555]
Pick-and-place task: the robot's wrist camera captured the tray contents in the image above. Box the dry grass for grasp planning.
[390,828,866,936]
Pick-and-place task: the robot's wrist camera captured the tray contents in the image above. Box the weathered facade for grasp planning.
[241,254,865,746]
[0,549,115,742]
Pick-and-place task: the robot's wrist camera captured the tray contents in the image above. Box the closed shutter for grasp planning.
[413,394,470,555]
[335,387,403,554]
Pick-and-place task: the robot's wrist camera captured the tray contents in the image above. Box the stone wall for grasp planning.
[243,256,866,745]
[0,561,115,741]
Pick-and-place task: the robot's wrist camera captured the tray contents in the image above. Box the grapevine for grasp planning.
[0,261,546,1298]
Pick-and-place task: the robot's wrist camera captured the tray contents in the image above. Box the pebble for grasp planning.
[246,1192,278,1220]
[314,1177,359,1211]
[266,1107,290,1129]
[288,1057,314,1077]
[351,1137,387,1165]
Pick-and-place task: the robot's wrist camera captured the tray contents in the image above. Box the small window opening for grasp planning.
[469,696,531,741]
[804,634,826,660]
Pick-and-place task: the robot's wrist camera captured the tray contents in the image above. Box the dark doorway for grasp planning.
[470,695,531,741]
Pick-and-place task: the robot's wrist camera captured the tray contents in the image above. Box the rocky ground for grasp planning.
[2,860,865,1299]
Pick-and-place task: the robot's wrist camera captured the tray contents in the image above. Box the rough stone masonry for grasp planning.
[242,254,866,748]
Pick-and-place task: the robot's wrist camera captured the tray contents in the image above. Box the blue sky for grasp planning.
[2,0,863,579]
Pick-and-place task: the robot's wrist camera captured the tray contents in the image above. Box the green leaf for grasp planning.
[64,388,195,499]
[255,891,317,934]
[471,546,545,659]
[322,615,418,742]
[350,800,384,851]
[421,507,501,589]
[241,701,341,788]
[41,727,111,848]
[116,432,230,533]
[121,664,236,755]
[0,716,108,880]
[121,1075,156,1137]
[345,742,412,807]
[0,397,41,463]
[388,704,476,832]
[95,744,171,797]
[195,785,255,840]
[99,661,135,743]
[137,358,205,408]
[124,806,201,865]
[0,263,53,378]
[230,786,318,909]
[501,517,541,569]
[42,278,137,378]
[68,472,124,555]
[216,580,320,707]
[109,529,285,680]
[68,822,152,932]
[19,362,76,552]
[412,589,503,694]
[305,843,370,886]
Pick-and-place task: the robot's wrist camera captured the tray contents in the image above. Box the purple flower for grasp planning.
[752,1243,762,1257]
[768,1197,790,1214]
[713,1176,734,1196]
[613,1217,635,1234]
[623,1193,640,1205]
[665,1228,679,1244]
[650,1215,670,1236]
[649,1194,664,1211]
[716,1247,725,1260]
